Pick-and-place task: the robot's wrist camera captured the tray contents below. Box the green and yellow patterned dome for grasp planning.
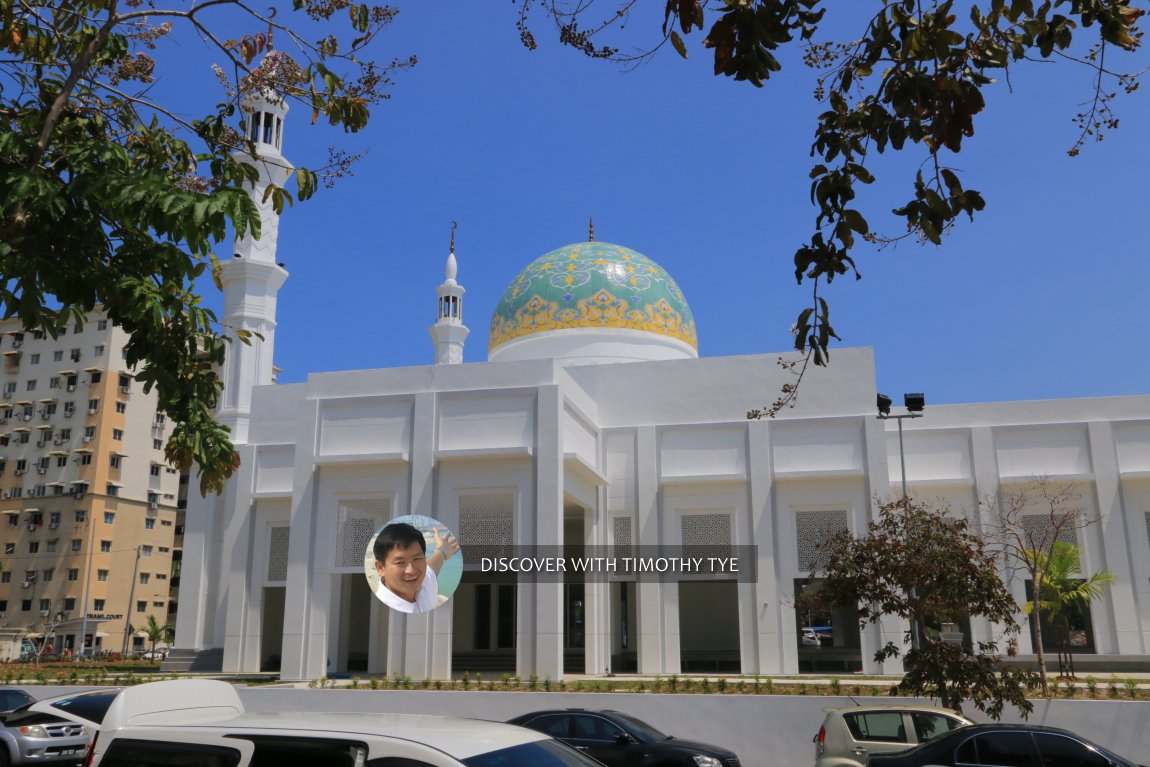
[488,241,697,361]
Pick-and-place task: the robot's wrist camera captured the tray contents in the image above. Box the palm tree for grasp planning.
[1024,541,1114,678]
[143,615,174,659]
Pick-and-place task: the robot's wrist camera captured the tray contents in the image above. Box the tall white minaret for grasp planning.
[217,86,291,443]
[429,227,469,365]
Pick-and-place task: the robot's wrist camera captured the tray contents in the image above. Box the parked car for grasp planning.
[508,708,739,767]
[44,680,602,767]
[814,704,971,767]
[866,722,1145,767]
[0,689,90,767]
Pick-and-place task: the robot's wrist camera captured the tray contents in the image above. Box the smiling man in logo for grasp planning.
[372,522,460,613]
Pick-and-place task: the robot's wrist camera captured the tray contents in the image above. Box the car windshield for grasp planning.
[605,712,668,741]
[462,739,606,767]
[41,690,121,724]
[0,689,33,712]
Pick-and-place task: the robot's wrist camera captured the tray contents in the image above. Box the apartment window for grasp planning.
[0,600,6,612]
[3,382,14,395]
[141,545,153,557]
[66,375,77,389]
[0,573,8,583]
[63,597,75,611]
[158,546,169,553]
[93,599,104,611]
[38,598,50,612]
[103,512,115,525]
[8,487,20,498]
[79,454,91,466]
[114,402,126,414]
[149,465,160,477]
[74,322,82,333]
[46,540,56,553]
[41,403,56,417]
[83,426,94,439]
[119,374,130,389]
[87,398,98,413]
[42,568,52,582]
[156,573,167,580]
[25,379,35,391]
[144,518,155,530]
[139,573,150,584]
[20,600,30,612]
[161,520,172,527]
[24,570,34,582]
[97,569,108,582]
[52,350,62,362]
[67,568,78,581]
[29,354,39,365]
[106,483,118,497]
[152,600,165,608]
[152,439,163,450]
[48,376,60,390]
[15,459,26,472]
[37,456,49,470]
[5,515,15,529]
[112,428,124,440]
[74,510,86,523]
[3,543,13,555]
[17,432,28,444]
[71,539,81,552]
[94,345,105,357]
[27,542,38,554]
[109,455,121,469]
[31,330,43,340]
[154,413,166,425]
[20,405,31,419]
[130,600,144,613]
[55,456,67,468]
[100,540,111,553]
[97,320,107,331]
[58,428,70,440]
[0,437,7,447]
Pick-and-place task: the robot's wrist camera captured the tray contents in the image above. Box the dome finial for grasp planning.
[449,220,457,255]
[588,217,594,242]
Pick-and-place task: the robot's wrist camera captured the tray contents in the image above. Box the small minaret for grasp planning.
[429,227,469,365]
[217,81,292,443]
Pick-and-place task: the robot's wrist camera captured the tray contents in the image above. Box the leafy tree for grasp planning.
[813,498,1036,717]
[1024,539,1114,678]
[983,477,1098,694]
[143,614,175,657]
[1,1,412,494]
[519,1,1145,414]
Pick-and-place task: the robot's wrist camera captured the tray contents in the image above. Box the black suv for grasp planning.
[508,708,739,767]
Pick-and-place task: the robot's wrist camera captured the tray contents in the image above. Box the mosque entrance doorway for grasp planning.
[679,581,740,672]
[260,586,284,672]
[452,573,517,674]
[331,573,373,673]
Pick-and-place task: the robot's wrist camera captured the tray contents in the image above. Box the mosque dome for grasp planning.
[488,241,698,364]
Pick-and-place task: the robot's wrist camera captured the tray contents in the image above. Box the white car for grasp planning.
[37,680,601,767]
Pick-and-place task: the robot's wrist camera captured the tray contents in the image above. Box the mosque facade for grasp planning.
[171,93,1150,680]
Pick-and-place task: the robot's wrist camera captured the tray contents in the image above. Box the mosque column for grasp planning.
[745,419,782,673]
[635,425,679,674]
[221,444,259,672]
[970,426,1013,653]
[532,385,565,679]
[583,486,611,675]
[861,414,905,674]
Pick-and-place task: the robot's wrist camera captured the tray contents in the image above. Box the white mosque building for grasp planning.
[171,89,1150,681]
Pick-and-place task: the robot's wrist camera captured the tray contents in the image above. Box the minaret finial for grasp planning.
[588,217,594,242]
[450,220,456,254]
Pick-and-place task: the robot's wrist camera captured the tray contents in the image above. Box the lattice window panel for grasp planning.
[336,499,390,569]
[681,513,732,559]
[612,516,633,547]
[459,494,514,557]
[266,526,290,583]
[795,510,848,572]
[1021,514,1079,549]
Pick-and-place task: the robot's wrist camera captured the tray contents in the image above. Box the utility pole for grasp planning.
[121,545,142,657]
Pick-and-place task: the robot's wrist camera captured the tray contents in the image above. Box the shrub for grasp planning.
[829,677,841,695]
[1085,676,1098,697]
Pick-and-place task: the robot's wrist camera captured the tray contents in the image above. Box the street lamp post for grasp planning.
[876,392,925,500]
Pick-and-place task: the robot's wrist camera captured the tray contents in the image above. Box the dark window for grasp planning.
[97,738,241,767]
[46,690,121,724]
[474,584,491,650]
[844,711,908,743]
[497,583,516,649]
[463,739,605,767]
[1033,733,1110,767]
[526,714,571,738]
[572,714,626,742]
[0,689,33,711]
[911,712,965,742]
[956,732,1036,767]
[230,736,367,767]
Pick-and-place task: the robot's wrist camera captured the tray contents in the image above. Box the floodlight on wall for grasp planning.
[877,393,893,417]
[904,392,925,413]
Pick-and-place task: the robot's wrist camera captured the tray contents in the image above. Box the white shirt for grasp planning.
[374,566,440,614]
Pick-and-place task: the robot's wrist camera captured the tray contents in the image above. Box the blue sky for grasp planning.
[163,3,1148,407]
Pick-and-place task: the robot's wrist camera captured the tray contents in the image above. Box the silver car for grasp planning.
[814,704,971,767]
[0,690,91,767]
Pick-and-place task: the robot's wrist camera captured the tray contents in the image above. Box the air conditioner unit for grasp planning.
[148,502,158,511]
[81,436,92,443]
[86,409,96,415]
[25,524,35,531]
[36,467,46,475]
[21,582,30,588]
[20,415,31,421]
[53,439,63,446]
[65,385,75,392]
[70,353,81,362]
[119,386,130,394]
[40,412,50,420]
[1,393,9,400]
[35,441,45,448]
[0,612,6,618]
[63,411,72,418]
[14,469,25,476]
[39,610,48,617]
[48,522,58,530]
[72,492,85,500]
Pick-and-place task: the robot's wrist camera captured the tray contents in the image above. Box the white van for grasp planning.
[35,680,600,767]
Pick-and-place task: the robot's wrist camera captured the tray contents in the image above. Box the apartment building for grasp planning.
[0,311,181,656]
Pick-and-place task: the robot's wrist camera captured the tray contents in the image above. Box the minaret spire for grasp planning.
[588,216,594,242]
[430,222,469,365]
[216,61,292,443]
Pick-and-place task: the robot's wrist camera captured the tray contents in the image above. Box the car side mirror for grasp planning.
[615,733,634,745]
